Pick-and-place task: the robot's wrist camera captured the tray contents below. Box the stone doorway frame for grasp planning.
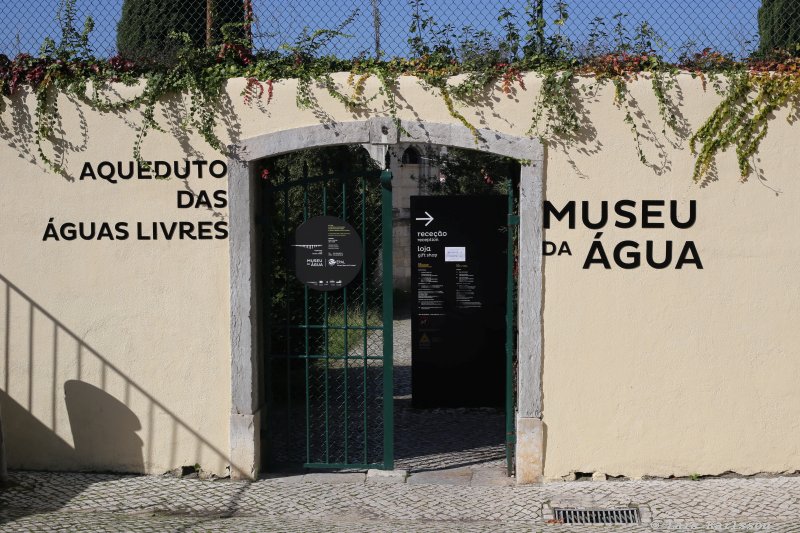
[227,118,544,483]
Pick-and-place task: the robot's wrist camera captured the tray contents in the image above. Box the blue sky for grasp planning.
[1,0,760,60]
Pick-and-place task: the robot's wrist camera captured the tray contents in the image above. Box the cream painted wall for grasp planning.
[0,73,798,478]
[538,79,800,480]
[0,88,236,475]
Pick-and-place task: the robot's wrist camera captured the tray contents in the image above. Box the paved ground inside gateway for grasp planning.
[393,318,507,474]
[2,471,800,531]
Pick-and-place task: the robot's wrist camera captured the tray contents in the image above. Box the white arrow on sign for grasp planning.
[415,211,434,226]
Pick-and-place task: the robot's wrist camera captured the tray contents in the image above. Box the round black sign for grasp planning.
[293,215,363,291]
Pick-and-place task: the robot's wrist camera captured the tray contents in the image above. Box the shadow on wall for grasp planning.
[64,381,144,472]
[1,389,74,464]
[0,272,242,476]
[0,386,141,526]
[1,383,143,471]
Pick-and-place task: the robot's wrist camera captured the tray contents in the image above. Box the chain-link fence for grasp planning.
[1,0,797,62]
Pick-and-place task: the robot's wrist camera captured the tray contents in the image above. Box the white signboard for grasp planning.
[444,246,466,262]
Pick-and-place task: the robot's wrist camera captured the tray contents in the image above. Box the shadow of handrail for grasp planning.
[0,272,243,477]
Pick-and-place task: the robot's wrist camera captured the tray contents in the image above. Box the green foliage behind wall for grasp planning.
[758,0,800,54]
[117,0,245,65]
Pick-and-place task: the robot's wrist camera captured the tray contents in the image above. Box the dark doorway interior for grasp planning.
[255,145,519,477]
[394,148,520,475]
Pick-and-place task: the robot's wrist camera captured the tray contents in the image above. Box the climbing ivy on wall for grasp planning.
[0,0,799,183]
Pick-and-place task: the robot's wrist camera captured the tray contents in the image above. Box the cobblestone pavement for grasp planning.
[2,471,800,531]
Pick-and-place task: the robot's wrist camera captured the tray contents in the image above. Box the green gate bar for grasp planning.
[381,169,394,470]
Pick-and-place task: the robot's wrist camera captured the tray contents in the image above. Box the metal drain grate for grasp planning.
[553,508,641,524]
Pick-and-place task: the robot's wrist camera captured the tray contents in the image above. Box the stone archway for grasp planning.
[227,118,544,483]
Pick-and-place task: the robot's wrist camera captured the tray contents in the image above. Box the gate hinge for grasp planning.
[507,214,520,226]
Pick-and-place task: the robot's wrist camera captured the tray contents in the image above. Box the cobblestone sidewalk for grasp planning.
[2,471,800,532]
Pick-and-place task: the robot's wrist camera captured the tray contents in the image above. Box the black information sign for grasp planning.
[294,215,363,291]
[410,195,508,408]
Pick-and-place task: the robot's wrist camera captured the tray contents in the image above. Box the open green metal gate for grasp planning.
[263,167,394,470]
